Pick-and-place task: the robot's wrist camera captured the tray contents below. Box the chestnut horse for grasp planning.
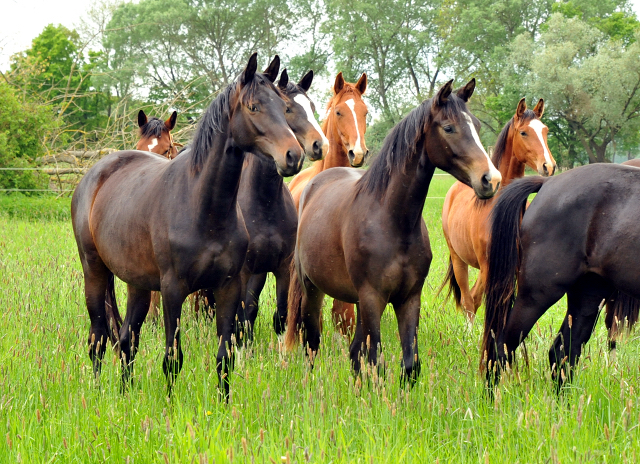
[482,164,640,390]
[285,79,502,383]
[288,71,369,333]
[136,110,180,159]
[72,53,301,397]
[441,98,556,321]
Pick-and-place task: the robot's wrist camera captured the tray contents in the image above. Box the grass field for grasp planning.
[1,175,640,463]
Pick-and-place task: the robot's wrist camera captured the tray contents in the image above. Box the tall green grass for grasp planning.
[0,175,639,463]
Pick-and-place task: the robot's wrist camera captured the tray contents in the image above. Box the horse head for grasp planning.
[511,98,556,177]
[325,72,369,167]
[136,110,179,159]
[230,53,302,177]
[425,79,502,199]
[277,69,328,162]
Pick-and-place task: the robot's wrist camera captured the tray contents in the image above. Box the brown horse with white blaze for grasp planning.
[288,71,369,333]
[441,98,556,320]
[72,53,301,397]
[285,79,501,384]
[136,110,180,159]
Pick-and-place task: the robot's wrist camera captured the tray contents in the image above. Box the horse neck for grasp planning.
[320,108,350,170]
[498,125,526,188]
[382,143,435,231]
[192,127,245,226]
[242,155,284,201]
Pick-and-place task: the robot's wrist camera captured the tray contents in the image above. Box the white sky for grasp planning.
[2,0,640,72]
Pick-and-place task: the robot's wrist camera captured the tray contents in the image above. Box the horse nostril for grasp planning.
[348,150,355,159]
[312,140,321,155]
[543,163,549,176]
[365,150,369,157]
[286,150,297,167]
[481,173,491,190]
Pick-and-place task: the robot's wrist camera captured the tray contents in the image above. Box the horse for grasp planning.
[288,71,369,334]
[482,163,640,390]
[136,110,180,159]
[135,110,184,320]
[622,158,640,167]
[235,68,327,340]
[440,98,556,321]
[285,79,502,384]
[71,53,302,397]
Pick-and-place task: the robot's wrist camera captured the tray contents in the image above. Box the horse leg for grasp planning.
[213,276,242,400]
[273,262,289,335]
[470,264,488,319]
[160,282,186,394]
[148,291,161,321]
[331,300,355,335]
[349,287,385,377]
[493,283,567,387]
[451,253,474,320]
[82,262,111,379]
[301,279,326,362]
[394,292,422,386]
[235,268,252,344]
[119,285,151,389]
[549,276,608,389]
[604,300,618,354]
[244,272,268,341]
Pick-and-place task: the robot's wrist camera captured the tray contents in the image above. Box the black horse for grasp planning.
[71,53,301,397]
[483,163,640,389]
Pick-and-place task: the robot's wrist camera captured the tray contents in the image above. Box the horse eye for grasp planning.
[336,111,342,116]
[520,131,527,136]
[286,106,293,114]
[443,125,454,134]
[248,104,259,112]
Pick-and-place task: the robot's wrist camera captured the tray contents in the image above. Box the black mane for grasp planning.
[190,74,284,173]
[492,109,538,168]
[139,117,167,139]
[356,94,468,199]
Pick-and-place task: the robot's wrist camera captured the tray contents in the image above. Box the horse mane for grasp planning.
[491,109,538,168]
[139,117,167,139]
[356,94,468,199]
[189,75,284,173]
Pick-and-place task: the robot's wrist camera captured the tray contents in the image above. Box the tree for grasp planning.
[0,82,58,191]
[508,14,640,164]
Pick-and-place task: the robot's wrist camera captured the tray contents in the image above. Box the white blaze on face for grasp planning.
[345,99,363,154]
[293,94,330,150]
[148,138,158,151]
[528,119,553,166]
[462,112,501,179]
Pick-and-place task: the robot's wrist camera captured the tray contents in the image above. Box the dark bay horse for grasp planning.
[441,98,556,321]
[136,110,180,159]
[235,68,326,339]
[288,71,369,333]
[483,163,640,389]
[72,53,302,397]
[285,79,502,383]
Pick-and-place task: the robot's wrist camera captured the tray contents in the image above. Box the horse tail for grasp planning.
[437,257,462,310]
[481,176,547,371]
[105,273,123,346]
[284,257,304,351]
[605,291,640,342]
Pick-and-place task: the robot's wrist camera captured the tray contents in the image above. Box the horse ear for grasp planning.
[241,52,258,86]
[434,79,454,107]
[278,68,289,90]
[533,98,545,118]
[334,72,345,94]
[355,73,367,95]
[138,110,147,128]
[456,78,475,102]
[263,55,280,83]
[516,97,527,120]
[298,70,314,92]
[165,111,177,131]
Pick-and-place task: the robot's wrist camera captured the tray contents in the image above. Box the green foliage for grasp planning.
[0,83,58,191]
[0,194,71,220]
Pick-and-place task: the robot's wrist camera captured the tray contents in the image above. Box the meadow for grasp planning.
[1,175,639,463]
